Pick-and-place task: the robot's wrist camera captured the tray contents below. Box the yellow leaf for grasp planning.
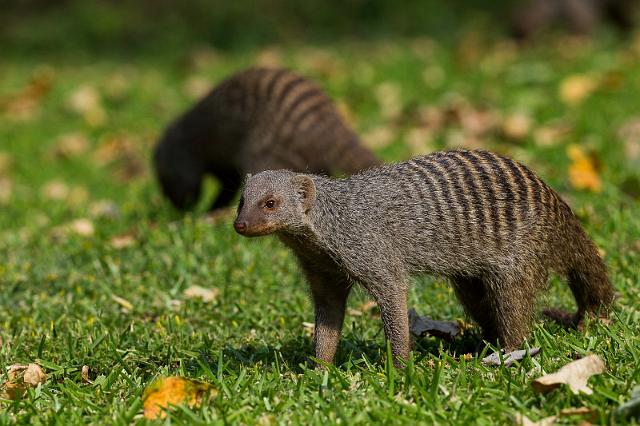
[559,74,597,106]
[142,376,216,419]
[567,145,601,192]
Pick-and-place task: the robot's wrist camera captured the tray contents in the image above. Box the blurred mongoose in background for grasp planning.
[511,0,635,39]
[233,150,614,366]
[153,67,380,211]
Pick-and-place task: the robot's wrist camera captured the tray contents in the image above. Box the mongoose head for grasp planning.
[234,170,316,237]
[153,134,203,210]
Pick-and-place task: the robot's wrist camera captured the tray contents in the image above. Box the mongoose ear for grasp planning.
[292,175,316,213]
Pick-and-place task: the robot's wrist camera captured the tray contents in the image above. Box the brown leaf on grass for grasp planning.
[408,308,460,341]
[375,82,403,121]
[514,413,557,426]
[143,376,216,420]
[502,112,532,141]
[186,46,221,71]
[111,295,133,312]
[41,180,70,200]
[69,218,94,237]
[533,124,570,147]
[532,354,605,395]
[559,74,598,106]
[0,67,54,122]
[92,135,146,182]
[302,322,315,337]
[183,286,219,303]
[183,76,212,99]
[52,133,90,159]
[110,233,136,249]
[0,152,13,175]
[567,145,602,192]
[255,46,284,68]
[618,118,640,164]
[513,406,597,425]
[363,126,395,150]
[81,365,90,384]
[295,47,343,78]
[0,178,12,204]
[348,300,378,317]
[1,363,47,399]
[89,199,120,219]
[482,348,541,367]
[67,85,106,127]
[405,127,435,156]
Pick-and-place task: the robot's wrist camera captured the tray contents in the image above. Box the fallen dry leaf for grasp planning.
[1,363,47,399]
[69,218,94,237]
[567,145,602,192]
[41,180,70,200]
[110,233,136,249]
[363,126,395,150]
[514,413,557,426]
[183,76,212,99]
[559,74,597,106]
[482,348,541,367]
[52,133,90,159]
[89,199,120,219]
[502,112,532,141]
[618,118,640,164]
[67,85,106,127]
[111,295,133,311]
[183,285,219,303]
[532,354,605,395]
[405,127,435,156]
[302,321,315,337]
[533,124,570,147]
[0,152,12,175]
[142,376,216,420]
[408,308,460,341]
[0,67,54,122]
[375,81,403,121]
[348,300,378,317]
[0,177,12,204]
[255,46,284,68]
[81,365,90,384]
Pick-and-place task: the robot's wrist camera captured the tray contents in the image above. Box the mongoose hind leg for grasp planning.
[451,275,496,342]
[305,270,352,366]
[479,269,545,351]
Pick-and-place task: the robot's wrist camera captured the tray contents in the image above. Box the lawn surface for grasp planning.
[1,11,639,425]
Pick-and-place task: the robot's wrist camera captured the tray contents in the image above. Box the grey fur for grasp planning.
[234,150,614,366]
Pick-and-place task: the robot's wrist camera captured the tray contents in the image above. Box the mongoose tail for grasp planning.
[546,204,615,327]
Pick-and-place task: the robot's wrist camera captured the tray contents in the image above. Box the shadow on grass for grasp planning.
[192,330,487,374]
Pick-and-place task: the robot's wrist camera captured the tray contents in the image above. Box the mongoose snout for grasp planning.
[234,150,614,367]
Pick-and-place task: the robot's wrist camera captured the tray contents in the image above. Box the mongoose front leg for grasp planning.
[367,282,410,367]
[307,272,351,365]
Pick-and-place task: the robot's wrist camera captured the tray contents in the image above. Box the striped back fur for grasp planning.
[235,149,614,364]
[153,67,380,210]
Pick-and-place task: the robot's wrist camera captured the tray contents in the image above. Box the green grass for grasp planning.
[1,24,640,425]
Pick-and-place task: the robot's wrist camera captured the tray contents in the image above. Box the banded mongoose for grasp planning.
[233,150,614,366]
[153,67,380,211]
[510,0,635,39]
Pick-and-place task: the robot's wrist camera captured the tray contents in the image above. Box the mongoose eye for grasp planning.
[265,199,276,209]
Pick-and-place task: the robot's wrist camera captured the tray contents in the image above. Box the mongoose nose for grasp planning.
[234,221,247,234]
